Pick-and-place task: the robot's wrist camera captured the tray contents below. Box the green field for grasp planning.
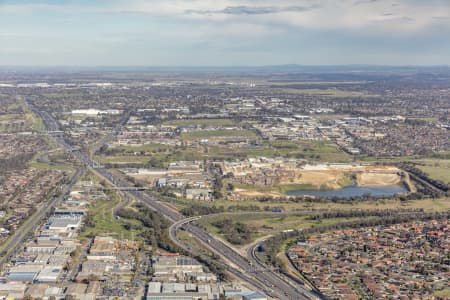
[79,197,143,241]
[206,140,351,162]
[24,110,45,131]
[95,155,152,164]
[108,143,172,154]
[267,140,351,162]
[277,183,324,193]
[415,159,450,184]
[232,183,318,193]
[29,150,74,172]
[167,197,450,215]
[0,101,45,132]
[434,289,450,298]
[197,213,363,245]
[164,118,235,126]
[180,129,256,141]
[363,156,450,184]
[29,160,73,172]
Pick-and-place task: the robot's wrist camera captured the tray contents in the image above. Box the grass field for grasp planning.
[364,156,450,184]
[24,110,45,132]
[95,155,151,164]
[434,289,450,298]
[164,118,235,126]
[29,160,73,172]
[414,159,450,184]
[277,183,325,192]
[109,144,171,153]
[197,213,363,245]
[233,183,318,193]
[206,140,351,162]
[175,197,450,213]
[268,140,352,162]
[180,129,256,141]
[96,150,207,167]
[79,197,143,241]
[74,170,144,241]
[29,150,74,172]
[0,99,45,132]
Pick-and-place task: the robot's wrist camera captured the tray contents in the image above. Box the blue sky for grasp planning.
[1,0,450,66]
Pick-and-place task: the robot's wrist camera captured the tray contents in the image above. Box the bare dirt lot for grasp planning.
[357,172,401,186]
[291,165,402,189]
[291,170,348,190]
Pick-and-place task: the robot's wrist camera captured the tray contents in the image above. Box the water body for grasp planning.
[286,185,407,199]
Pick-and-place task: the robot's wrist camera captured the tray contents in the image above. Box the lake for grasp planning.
[285,185,407,199]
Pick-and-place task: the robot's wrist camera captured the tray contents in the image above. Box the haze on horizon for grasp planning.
[1,0,450,67]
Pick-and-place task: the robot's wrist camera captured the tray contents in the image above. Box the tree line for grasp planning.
[397,162,449,194]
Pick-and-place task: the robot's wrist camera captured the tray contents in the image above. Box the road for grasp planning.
[169,216,319,300]
[30,102,320,300]
[247,239,321,298]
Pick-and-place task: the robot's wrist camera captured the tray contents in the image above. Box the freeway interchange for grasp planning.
[31,102,320,300]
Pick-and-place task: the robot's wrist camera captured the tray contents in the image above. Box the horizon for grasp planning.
[1,64,450,70]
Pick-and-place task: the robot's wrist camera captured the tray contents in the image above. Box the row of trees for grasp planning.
[398,162,449,193]
[307,208,425,220]
[180,203,285,217]
[244,191,427,205]
[181,204,225,217]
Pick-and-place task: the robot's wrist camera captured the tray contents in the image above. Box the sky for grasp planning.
[1,0,450,66]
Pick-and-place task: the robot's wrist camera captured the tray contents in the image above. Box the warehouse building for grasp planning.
[6,264,42,282]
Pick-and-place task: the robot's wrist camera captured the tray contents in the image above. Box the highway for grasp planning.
[169,217,319,300]
[247,239,321,298]
[30,102,320,300]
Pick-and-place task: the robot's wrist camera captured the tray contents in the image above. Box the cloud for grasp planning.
[119,0,450,34]
[353,0,380,6]
[186,5,319,16]
[1,0,450,35]
[1,0,450,65]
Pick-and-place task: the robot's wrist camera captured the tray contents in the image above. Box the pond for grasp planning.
[285,185,407,199]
